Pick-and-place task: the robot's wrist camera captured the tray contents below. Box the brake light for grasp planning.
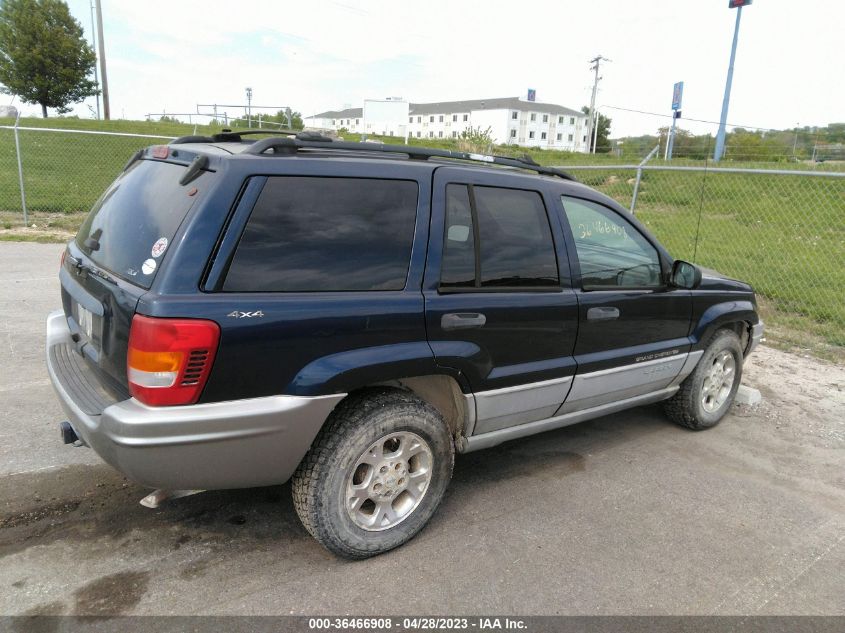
[151,145,170,159]
[127,315,219,406]
[61,249,66,269]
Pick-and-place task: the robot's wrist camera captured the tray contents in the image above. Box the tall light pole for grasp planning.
[245,87,253,128]
[88,0,100,119]
[714,0,752,162]
[586,55,609,153]
[94,0,110,120]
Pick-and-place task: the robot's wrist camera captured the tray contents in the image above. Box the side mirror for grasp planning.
[670,260,701,289]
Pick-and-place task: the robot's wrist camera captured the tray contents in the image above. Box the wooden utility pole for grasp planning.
[95,0,110,119]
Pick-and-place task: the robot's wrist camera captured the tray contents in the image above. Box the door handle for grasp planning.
[587,306,620,321]
[441,312,487,330]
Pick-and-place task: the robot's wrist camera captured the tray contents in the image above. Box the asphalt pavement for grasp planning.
[0,242,842,616]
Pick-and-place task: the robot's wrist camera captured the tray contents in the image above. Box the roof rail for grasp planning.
[242,137,576,181]
[171,128,321,145]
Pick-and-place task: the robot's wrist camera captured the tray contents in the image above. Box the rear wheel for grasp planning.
[292,388,454,559]
[664,329,743,430]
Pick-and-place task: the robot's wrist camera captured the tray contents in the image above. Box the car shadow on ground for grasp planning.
[2,405,673,557]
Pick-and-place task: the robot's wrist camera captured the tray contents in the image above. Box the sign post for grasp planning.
[714,0,752,161]
[666,81,683,160]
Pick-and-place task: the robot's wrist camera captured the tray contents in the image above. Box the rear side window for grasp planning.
[224,177,418,292]
[440,185,559,290]
[76,160,201,288]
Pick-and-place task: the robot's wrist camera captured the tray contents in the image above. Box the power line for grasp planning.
[602,105,835,135]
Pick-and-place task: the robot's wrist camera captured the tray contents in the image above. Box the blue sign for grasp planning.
[672,81,684,111]
[527,89,536,102]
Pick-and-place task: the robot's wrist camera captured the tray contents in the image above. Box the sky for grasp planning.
[9,0,845,137]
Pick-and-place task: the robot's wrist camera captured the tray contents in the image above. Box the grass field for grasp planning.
[2,117,843,357]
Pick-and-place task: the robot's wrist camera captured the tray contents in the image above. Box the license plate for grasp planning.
[76,304,94,340]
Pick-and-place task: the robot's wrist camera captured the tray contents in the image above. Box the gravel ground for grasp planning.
[0,242,843,617]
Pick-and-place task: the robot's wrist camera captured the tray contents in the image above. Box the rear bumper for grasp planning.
[46,310,344,490]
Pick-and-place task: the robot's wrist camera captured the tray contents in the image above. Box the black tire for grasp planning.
[291,387,454,559]
[664,329,744,430]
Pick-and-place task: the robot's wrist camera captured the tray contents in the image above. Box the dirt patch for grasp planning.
[743,345,845,448]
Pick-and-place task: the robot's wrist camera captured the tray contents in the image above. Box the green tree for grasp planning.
[271,109,303,130]
[0,0,98,117]
[582,106,611,152]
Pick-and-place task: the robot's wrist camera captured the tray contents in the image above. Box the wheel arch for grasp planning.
[343,374,475,441]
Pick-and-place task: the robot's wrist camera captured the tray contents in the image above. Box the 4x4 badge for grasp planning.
[227,310,264,318]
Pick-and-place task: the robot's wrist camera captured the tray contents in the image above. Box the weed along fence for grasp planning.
[1,124,844,355]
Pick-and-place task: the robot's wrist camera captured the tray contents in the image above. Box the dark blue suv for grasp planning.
[47,132,763,558]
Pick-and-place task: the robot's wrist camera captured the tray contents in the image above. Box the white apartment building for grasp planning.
[304,97,589,151]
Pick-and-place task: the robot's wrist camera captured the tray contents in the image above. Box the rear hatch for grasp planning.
[61,156,206,394]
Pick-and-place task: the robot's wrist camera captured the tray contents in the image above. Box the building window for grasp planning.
[568,134,573,141]
[438,131,443,138]
[429,131,434,138]
[332,120,336,126]
[417,116,421,123]
[529,131,535,139]
[417,131,421,138]
[558,116,564,124]
[452,131,457,138]
[570,117,575,125]
[556,133,562,141]
[355,119,360,125]
[512,111,518,120]
[439,115,444,122]
[452,114,457,122]
[510,129,517,138]
[583,135,587,142]
[463,114,468,121]
[530,113,536,122]
[430,116,435,123]
[542,114,548,123]
[541,132,547,140]
[409,117,413,123]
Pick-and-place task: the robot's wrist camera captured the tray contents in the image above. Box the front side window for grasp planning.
[441,185,559,290]
[562,196,661,289]
[224,177,418,292]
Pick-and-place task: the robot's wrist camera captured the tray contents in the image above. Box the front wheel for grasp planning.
[664,329,744,430]
[291,388,454,559]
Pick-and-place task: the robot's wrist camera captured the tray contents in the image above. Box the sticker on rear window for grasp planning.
[142,258,157,275]
[151,237,168,258]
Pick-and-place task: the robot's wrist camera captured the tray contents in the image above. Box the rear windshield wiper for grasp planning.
[68,251,119,286]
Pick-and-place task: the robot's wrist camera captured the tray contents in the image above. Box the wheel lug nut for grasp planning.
[380,466,387,474]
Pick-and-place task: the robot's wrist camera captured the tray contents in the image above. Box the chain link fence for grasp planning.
[1,124,843,355]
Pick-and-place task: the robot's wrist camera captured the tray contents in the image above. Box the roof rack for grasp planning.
[241,136,576,181]
[170,128,306,145]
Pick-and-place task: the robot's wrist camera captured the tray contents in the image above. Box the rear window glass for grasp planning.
[223,177,418,292]
[75,160,200,288]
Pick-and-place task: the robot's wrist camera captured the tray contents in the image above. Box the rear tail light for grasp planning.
[127,315,220,406]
